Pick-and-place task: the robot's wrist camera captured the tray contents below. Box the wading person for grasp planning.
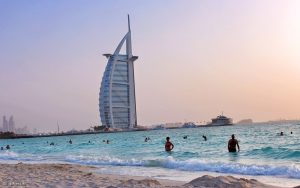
[228,134,240,152]
[165,137,174,151]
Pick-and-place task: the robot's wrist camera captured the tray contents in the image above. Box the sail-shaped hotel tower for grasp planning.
[99,15,138,129]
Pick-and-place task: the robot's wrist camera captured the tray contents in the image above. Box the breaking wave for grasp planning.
[65,155,300,179]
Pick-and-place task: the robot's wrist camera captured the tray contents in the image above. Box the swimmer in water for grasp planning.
[165,137,174,151]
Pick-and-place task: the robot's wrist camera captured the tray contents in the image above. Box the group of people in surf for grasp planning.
[165,130,294,152]
[279,131,293,136]
[0,145,10,150]
[164,134,240,153]
[1,130,292,153]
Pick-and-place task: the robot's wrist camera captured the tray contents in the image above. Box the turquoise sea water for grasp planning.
[1,123,300,186]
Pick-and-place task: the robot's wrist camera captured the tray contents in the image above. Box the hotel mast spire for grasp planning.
[128,14,131,32]
[126,14,132,58]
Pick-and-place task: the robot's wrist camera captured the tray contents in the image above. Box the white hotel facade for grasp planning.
[99,16,138,129]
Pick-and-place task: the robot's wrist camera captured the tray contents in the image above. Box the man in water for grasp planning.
[228,134,240,152]
[280,132,283,136]
[202,135,207,141]
[69,139,72,144]
[165,137,174,151]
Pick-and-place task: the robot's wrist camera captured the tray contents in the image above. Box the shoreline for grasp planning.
[0,162,289,188]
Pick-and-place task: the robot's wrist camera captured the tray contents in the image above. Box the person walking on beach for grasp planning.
[228,134,240,152]
[165,137,174,151]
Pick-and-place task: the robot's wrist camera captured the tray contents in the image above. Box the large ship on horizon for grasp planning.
[209,113,233,126]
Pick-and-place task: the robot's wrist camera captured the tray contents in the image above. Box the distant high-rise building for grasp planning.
[8,116,15,132]
[99,15,138,129]
[2,116,8,132]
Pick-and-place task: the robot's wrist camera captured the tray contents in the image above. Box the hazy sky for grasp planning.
[0,0,300,132]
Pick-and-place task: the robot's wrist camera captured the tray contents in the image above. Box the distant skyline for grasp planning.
[0,1,300,132]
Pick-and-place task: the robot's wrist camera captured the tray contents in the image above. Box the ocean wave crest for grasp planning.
[64,155,300,179]
[65,155,144,166]
[0,150,44,161]
[0,150,19,160]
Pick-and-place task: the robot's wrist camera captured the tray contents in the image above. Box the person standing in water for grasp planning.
[165,137,174,151]
[280,132,284,136]
[228,134,240,152]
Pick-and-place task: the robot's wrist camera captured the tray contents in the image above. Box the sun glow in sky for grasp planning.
[0,0,300,132]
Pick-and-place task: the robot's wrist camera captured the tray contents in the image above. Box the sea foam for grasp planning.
[0,150,19,160]
[65,155,300,179]
[0,150,44,162]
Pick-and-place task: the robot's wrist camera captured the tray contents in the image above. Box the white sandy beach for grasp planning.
[0,163,288,188]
